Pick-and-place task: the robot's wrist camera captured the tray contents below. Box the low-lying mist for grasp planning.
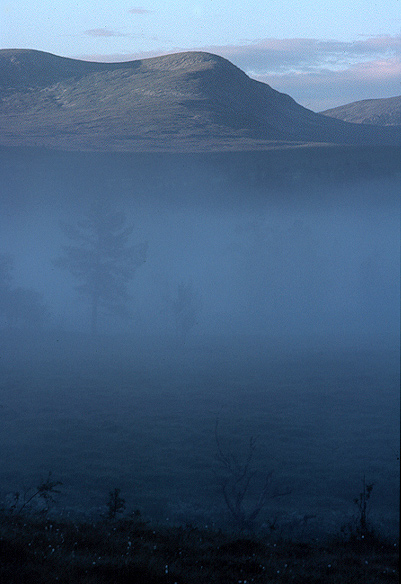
[0,159,399,535]
[1,175,399,350]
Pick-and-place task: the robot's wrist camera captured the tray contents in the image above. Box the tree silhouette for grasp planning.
[54,202,147,335]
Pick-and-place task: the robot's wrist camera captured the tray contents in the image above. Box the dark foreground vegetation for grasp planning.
[0,508,398,584]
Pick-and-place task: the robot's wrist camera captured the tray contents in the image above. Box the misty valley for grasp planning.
[0,147,399,541]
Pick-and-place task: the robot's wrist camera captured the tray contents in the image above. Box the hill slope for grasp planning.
[321,96,401,126]
[0,49,399,152]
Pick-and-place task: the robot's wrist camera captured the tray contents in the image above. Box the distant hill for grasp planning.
[0,49,399,152]
[321,96,401,126]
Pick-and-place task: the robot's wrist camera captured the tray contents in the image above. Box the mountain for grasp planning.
[321,96,401,127]
[0,49,399,152]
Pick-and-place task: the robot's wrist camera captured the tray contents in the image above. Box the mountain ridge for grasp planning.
[0,49,399,152]
[321,96,401,126]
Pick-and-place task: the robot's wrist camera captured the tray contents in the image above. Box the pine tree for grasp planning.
[54,201,147,335]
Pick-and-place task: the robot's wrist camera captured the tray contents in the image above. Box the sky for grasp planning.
[0,1,400,110]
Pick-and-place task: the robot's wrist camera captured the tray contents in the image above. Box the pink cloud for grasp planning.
[253,59,401,111]
[201,35,400,74]
[354,35,400,52]
[128,7,153,14]
[84,29,127,38]
[351,58,401,81]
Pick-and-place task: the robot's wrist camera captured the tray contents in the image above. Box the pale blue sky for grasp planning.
[1,1,400,110]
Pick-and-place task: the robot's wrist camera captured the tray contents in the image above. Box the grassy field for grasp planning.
[1,330,399,537]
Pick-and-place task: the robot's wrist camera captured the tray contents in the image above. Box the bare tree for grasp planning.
[9,472,62,515]
[215,419,291,531]
[54,201,147,335]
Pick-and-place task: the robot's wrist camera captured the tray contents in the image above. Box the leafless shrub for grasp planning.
[215,419,291,531]
[8,472,62,515]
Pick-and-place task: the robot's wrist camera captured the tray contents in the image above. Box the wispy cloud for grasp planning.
[254,58,401,111]
[128,7,153,14]
[84,28,128,38]
[204,35,399,74]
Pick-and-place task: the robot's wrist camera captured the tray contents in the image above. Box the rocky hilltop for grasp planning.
[0,49,399,152]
